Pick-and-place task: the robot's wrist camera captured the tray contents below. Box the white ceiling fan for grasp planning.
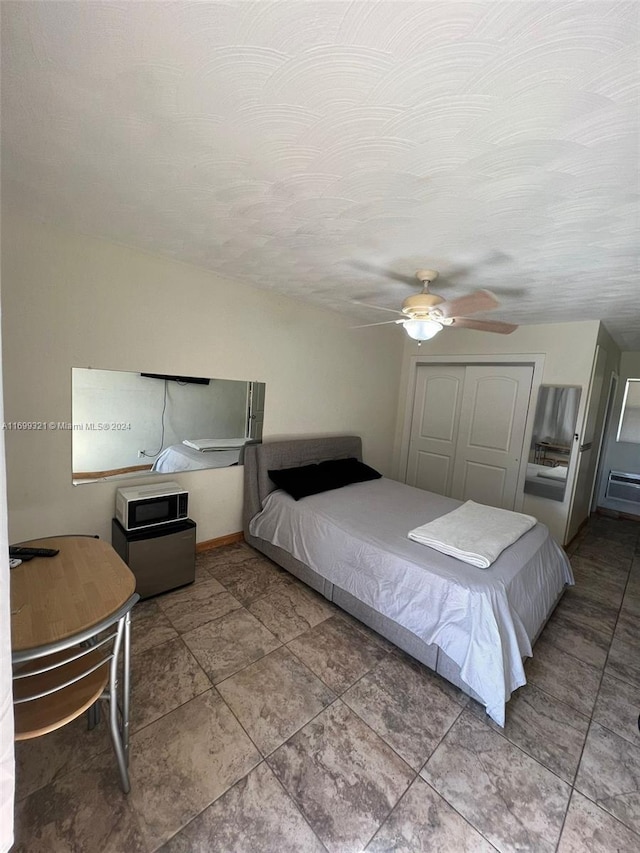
[353,269,518,343]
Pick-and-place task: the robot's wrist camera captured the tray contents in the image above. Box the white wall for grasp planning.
[596,350,640,516]
[393,320,604,543]
[1,215,404,542]
[0,294,15,852]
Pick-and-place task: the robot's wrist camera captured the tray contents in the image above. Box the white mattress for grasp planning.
[249,478,573,726]
[152,444,241,473]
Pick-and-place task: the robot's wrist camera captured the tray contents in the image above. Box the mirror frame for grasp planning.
[524,384,581,502]
[616,378,640,444]
[71,367,265,483]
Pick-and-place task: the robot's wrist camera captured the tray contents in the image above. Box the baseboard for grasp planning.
[595,506,640,523]
[196,531,244,553]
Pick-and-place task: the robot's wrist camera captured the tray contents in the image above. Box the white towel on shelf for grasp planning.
[182,438,247,452]
[407,500,537,568]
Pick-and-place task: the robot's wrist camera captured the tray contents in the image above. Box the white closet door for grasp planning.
[450,365,533,509]
[405,365,465,495]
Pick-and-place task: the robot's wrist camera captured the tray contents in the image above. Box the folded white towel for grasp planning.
[408,500,537,568]
[183,438,247,452]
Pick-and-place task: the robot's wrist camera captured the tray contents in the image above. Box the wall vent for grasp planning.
[606,471,640,505]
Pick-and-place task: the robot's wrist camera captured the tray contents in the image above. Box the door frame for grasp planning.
[399,353,546,512]
[589,369,618,513]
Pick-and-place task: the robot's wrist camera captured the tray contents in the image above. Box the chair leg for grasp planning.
[122,610,132,760]
[87,700,101,730]
[107,616,131,794]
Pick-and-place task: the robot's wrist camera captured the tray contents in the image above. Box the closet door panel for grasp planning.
[451,365,533,509]
[454,460,508,508]
[411,451,452,495]
[406,366,465,495]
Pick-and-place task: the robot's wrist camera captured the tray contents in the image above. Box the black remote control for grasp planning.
[9,546,59,557]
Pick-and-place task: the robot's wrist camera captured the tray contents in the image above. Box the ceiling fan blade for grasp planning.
[349,261,416,286]
[351,319,403,329]
[437,289,500,319]
[350,299,404,315]
[449,317,518,334]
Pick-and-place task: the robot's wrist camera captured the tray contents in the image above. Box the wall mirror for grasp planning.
[72,368,265,484]
[523,385,581,502]
[616,378,640,443]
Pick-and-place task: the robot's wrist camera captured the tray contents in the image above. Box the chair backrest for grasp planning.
[12,593,139,740]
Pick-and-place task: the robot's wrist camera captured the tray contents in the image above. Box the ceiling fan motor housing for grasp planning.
[401,292,445,316]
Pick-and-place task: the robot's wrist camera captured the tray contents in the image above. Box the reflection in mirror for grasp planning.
[72,368,265,483]
[523,385,581,502]
[616,379,640,443]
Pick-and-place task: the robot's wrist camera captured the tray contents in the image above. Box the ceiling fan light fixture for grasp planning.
[402,318,443,341]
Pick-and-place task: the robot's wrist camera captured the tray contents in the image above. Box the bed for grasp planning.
[152,440,247,473]
[243,436,573,726]
[524,462,568,500]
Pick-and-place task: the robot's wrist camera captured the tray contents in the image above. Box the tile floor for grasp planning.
[12,515,640,852]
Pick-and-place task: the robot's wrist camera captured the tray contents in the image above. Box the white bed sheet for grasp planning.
[249,478,573,726]
[152,444,240,473]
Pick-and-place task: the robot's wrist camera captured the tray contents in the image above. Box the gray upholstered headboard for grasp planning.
[243,435,362,535]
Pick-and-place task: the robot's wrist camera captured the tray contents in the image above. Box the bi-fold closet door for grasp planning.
[405,363,534,510]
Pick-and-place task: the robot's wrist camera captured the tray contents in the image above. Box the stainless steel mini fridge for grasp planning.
[111,517,196,599]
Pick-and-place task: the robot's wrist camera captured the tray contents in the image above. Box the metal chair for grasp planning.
[12,593,139,793]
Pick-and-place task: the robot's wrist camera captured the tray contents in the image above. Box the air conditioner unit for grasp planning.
[605,471,640,505]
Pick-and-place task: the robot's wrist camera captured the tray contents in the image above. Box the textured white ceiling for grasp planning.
[2,1,639,347]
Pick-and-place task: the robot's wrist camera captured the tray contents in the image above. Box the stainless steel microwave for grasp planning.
[115,481,188,531]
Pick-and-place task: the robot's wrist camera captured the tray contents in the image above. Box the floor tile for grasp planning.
[421,710,571,853]
[575,537,635,568]
[130,636,211,732]
[182,607,281,683]
[334,609,397,654]
[585,520,639,546]
[621,590,640,619]
[541,607,610,669]
[198,542,257,576]
[13,750,147,853]
[555,587,619,637]
[192,563,215,585]
[558,790,640,853]
[343,652,463,771]
[217,646,335,755]
[391,647,471,707]
[156,578,242,633]
[159,761,326,853]
[593,674,640,749]
[472,681,590,783]
[128,689,261,850]
[288,614,389,693]
[130,598,179,654]
[365,776,495,852]
[207,553,293,605]
[614,607,640,650]
[570,555,629,603]
[248,581,335,642]
[14,518,640,853]
[606,636,640,688]
[14,713,112,801]
[525,635,602,717]
[574,721,640,835]
[269,700,413,853]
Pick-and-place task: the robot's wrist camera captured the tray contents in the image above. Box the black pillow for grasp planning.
[268,458,381,501]
[318,457,382,488]
[267,464,326,500]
